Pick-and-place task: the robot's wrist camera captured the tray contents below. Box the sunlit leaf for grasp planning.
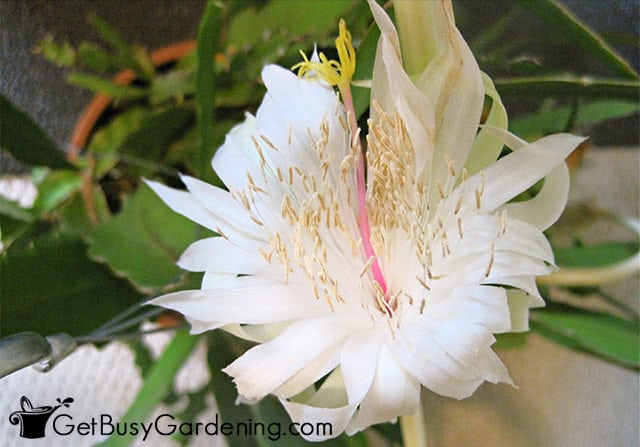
[1,196,36,252]
[87,182,204,294]
[31,170,83,216]
[227,0,359,49]
[495,332,530,349]
[0,196,34,223]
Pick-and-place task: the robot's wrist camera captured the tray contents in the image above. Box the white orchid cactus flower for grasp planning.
[147,0,585,441]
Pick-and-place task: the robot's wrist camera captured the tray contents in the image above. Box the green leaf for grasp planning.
[36,34,76,67]
[118,106,195,176]
[372,422,402,446]
[86,107,149,177]
[77,41,122,73]
[127,337,155,379]
[495,332,530,349]
[0,95,74,169]
[96,330,200,447]
[226,0,359,49]
[164,120,235,185]
[88,14,154,80]
[524,0,638,79]
[352,21,379,119]
[88,14,130,56]
[149,69,195,106]
[0,235,142,337]
[195,0,223,178]
[207,331,259,447]
[0,196,36,252]
[31,169,84,216]
[0,195,34,223]
[494,76,640,100]
[510,99,640,139]
[66,73,148,100]
[88,182,203,294]
[57,185,111,236]
[531,304,640,370]
[554,242,639,268]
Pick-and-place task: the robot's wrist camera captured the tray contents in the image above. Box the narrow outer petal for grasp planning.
[462,134,586,214]
[395,0,484,177]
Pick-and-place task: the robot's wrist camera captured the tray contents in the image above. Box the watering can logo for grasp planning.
[9,396,74,439]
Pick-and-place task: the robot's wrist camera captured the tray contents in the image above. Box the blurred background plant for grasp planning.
[1,1,638,446]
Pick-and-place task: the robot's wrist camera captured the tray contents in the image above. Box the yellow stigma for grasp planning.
[293,19,356,88]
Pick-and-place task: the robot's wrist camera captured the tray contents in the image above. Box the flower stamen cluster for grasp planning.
[294,19,390,310]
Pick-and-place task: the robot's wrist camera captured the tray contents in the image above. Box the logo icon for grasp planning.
[9,396,74,439]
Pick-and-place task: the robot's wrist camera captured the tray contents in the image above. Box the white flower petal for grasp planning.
[422,319,511,396]
[274,344,341,399]
[427,286,511,334]
[503,162,571,230]
[223,316,359,400]
[149,282,322,326]
[392,0,484,185]
[489,275,544,301]
[144,179,220,232]
[347,344,420,433]
[395,321,490,399]
[177,237,266,275]
[507,289,544,332]
[145,178,259,243]
[464,73,509,174]
[260,65,338,143]
[467,133,586,213]
[280,369,357,441]
[210,114,259,191]
[453,214,554,264]
[339,330,381,405]
[180,175,263,241]
[200,272,237,289]
[368,0,435,177]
